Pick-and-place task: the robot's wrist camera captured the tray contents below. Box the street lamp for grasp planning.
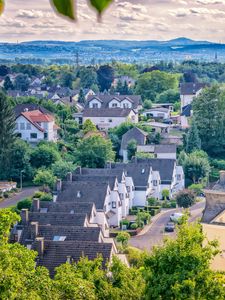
[20,170,24,191]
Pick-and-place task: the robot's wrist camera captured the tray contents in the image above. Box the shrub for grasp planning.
[17,198,32,211]
[130,223,138,230]
[116,232,130,248]
[147,197,157,206]
[188,183,203,196]
[33,191,45,198]
[3,192,10,198]
[176,189,195,208]
[40,193,53,202]
[161,201,171,208]
[170,201,177,208]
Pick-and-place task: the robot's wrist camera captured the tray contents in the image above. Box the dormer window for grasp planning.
[112,103,118,108]
[142,169,145,174]
[77,191,81,198]
[70,210,75,214]
[40,208,48,213]
[53,236,66,241]
[92,103,98,108]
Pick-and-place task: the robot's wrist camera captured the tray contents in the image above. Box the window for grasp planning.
[119,193,124,200]
[16,133,22,138]
[26,123,31,130]
[153,180,158,186]
[44,132,48,139]
[112,103,118,108]
[53,236,66,241]
[108,119,112,123]
[126,186,130,192]
[112,202,116,208]
[177,174,181,181]
[77,191,81,198]
[92,103,98,108]
[20,123,25,130]
[30,133,37,139]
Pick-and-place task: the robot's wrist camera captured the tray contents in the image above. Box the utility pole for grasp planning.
[20,170,24,191]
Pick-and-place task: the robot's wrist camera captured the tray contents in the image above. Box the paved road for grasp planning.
[0,187,39,209]
[129,200,205,252]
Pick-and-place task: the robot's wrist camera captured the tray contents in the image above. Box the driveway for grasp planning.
[0,187,39,209]
[129,200,205,252]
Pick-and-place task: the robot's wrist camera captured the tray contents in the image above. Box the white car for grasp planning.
[170,213,184,223]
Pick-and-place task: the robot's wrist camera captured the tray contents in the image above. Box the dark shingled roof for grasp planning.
[33,240,113,276]
[83,108,134,118]
[154,144,177,154]
[133,158,176,183]
[180,83,206,95]
[74,167,124,182]
[86,94,141,109]
[14,104,51,118]
[32,201,95,216]
[57,181,109,210]
[20,225,101,245]
[71,175,118,190]
[27,212,87,226]
[121,127,148,150]
[109,162,151,188]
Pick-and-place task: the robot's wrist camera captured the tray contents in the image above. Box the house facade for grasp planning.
[15,109,59,144]
[180,82,206,111]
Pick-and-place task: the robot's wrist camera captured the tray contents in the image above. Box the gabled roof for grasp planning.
[33,240,113,277]
[57,181,110,210]
[19,110,54,132]
[74,167,125,182]
[71,175,118,190]
[86,94,141,109]
[180,83,206,95]
[154,144,177,154]
[121,127,148,150]
[14,104,51,118]
[83,108,134,118]
[27,212,87,226]
[20,225,101,245]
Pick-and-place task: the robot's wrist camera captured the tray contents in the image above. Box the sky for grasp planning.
[1,0,225,42]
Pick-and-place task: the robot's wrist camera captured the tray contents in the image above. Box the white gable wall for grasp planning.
[15,115,44,142]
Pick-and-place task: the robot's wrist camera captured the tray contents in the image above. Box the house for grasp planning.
[83,108,138,130]
[202,171,225,271]
[112,76,136,88]
[142,107,170,120]
[137,144,177,159]
[180,82,206,112]
[86,94,142,111]
[152,103,174,112]
[15,108,59,144]
[120,127,148,162]
[0,182,17,193]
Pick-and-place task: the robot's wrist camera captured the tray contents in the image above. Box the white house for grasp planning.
[15,109,59,144]
[180,82,206,110]
[83,108,138,130]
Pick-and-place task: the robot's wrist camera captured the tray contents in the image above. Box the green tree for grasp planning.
[186,120,201,153]
[0,91,16,179]
[30,143,61,169]
[156,88,180,103]
[127,139,137,160]
[135,71,179,101]
[97,65,114,91]
[16,198,32,211]
[184,151,210,184]
[176,189,195,208]
[192,85,225,156]
[78,66,97,89]
[0,209,20,244]
[143,99,152,109]
[144,221,225,300]
[14,73,30,91]
[61,71,74,88]
[52,160,75,179]
[75,135,115,168]
[33,169,56,189]
[162,189,170,200]
[116,232,130,248]
[3,75,14,90]
[78,88,85,103]
[8,139,33,181]
[83,119,97,134]
[0,64,9,76]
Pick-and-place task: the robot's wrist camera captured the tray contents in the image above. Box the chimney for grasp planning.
[106,162,112,169]
[33,198,40,211]
[66,256,71,263]
[35,237,44,257]
[21,209,28,225]
[76,166,81,175]
[56,179,62,192]
[30,222,38,239]
[66,172,73,182]
[220,171,225,185]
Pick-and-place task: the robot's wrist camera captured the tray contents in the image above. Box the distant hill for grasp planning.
[0,37,224,64]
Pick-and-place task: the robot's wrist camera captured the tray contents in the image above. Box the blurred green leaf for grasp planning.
[51,0,75,20]
[89,0,113,17]
[0,0,4,15]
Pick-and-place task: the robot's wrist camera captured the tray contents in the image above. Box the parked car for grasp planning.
[163,118,173,124]
[170,213,184,223]
[164,222,175,232]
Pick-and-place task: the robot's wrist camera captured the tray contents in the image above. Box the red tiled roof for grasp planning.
[20,110,55,132]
